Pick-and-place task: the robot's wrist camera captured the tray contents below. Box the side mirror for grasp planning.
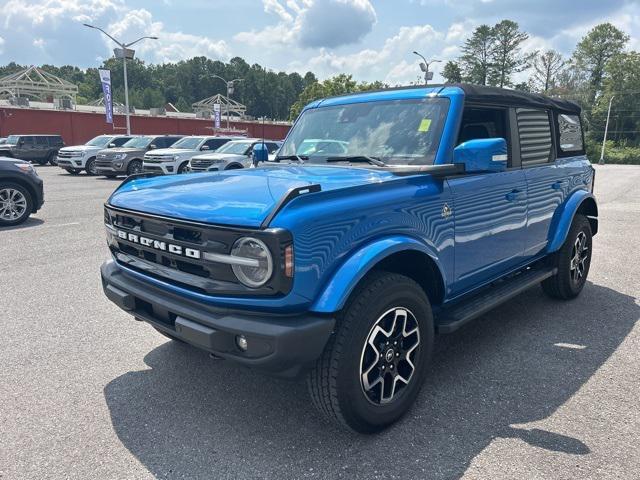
[108,143,116,148]
[251,143,269,167]
[200,145,210,151]
[453,138,507,173]
[149,144,157,150]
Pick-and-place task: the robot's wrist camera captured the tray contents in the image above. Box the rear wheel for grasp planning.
[307,271,433,433]
[0,183,33,226]
[47,152,57,166]
[127,160,142,176]
[85,157,97,176]
[542,214,592,299]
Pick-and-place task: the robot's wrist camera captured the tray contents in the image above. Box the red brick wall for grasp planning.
[0,107,291,145]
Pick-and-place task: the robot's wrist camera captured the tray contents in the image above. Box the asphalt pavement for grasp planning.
[1,164,639,479]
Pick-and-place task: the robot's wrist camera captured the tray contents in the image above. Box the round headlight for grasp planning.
[231,237,273,288]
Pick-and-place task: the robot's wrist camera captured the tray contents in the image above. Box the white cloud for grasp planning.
[236,0,376,49]
[32,37,45,49]
[2,0,123,28]
[106,8,229,63]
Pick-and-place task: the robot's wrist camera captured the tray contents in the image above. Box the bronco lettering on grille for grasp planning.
[117,229,201,259]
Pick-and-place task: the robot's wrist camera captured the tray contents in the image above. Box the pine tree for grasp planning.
[460,25,495,85]
[488,20,532,88]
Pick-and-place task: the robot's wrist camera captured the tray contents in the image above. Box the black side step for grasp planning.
[436,267,557,334]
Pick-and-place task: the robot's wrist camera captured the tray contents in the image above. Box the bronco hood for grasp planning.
[108,165,397,228]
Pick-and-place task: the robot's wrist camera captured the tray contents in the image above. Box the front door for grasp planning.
[448,170,528,295]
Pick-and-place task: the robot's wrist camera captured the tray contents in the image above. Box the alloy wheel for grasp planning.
[570,231,589,283]
[0,188,28,221]
[360,307,421,405]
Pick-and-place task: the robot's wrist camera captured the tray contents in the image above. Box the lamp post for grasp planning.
[412,51,441,85]
[211,75,244,130]
[84,24,158,135]
[599,95,615,166]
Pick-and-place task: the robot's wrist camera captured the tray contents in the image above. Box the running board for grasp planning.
[436,267,557,334]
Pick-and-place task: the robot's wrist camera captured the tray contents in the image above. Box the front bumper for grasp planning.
[56,157,85,169]
[101,260,335,377]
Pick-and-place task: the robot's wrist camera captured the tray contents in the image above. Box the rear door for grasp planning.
[447,105,528,295]
[17,136,35,160]
[519,108,566,256]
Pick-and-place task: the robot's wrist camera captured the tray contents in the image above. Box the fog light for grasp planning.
[236,335,248,351]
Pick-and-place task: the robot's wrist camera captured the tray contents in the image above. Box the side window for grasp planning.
[36,137,48,146]
[152,137,166,149]
[457,106,511,165]
[557,114,584,155]
[516,108,553,165]
[266,142,280,153]
[22,137,34,146]
[204,138,226,150]
[112,137,130,147]
[167,137,181,148]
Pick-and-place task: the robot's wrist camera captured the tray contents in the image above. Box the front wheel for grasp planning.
[85,157,97,176]
[177,162,189,174]
[0,183,33,226]
[127,160,142,176]
[542,214,592,299]
[307,271,433,433]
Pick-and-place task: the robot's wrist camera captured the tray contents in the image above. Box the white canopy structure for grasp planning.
[192,93,246,118]
[0,66,78,103]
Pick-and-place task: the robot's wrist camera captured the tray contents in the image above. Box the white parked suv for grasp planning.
[57,135,132,175]
[189,139,282,172]
[142,136,240,175]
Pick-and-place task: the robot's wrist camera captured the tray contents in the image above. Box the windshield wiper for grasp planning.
[326,155,387,167]
[274,155,308,163]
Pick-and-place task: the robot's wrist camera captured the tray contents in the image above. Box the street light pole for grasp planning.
[599,95,615,166]
[211,75,243,130]
[412,51,441,85]
[83,24,158,135]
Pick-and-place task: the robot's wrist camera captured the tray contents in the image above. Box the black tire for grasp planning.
[104,174,118,179]
[307,271,434,433]
[153,327,185,343]
[542,214,592,300]
[36,158,48,165]
[177,161,189,174]
[85,157,97,176]
[0,182,33,227]
[48,152,58,166]
[127,159,143,176]
[65,168,81,175]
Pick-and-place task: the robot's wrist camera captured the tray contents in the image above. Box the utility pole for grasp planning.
[412,51,441,85]
[599,95,615,165]
[84,24,158,135]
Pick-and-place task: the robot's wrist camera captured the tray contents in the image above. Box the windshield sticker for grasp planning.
[418,118,432,132]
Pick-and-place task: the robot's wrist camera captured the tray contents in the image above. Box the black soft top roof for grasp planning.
[450,83,580,114]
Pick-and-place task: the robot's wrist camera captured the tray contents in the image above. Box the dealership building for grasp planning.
[0,66,291,144]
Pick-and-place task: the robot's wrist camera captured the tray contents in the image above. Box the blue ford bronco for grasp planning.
[101,84,597,433]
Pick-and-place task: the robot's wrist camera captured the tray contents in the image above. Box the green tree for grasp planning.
[573,23,629,102]
[590,52,640,146]
[442,61,462,83]
[489,20,532,88]
[289,74,386,120]
[460,25,495,85]
[531,50,566,93]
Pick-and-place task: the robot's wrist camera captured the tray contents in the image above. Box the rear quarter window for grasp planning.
[557,114,584,155]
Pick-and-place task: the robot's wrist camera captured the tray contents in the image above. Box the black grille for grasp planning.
[105,205,293,296]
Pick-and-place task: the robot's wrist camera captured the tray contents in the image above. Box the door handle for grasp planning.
[505,189,522,202]
[552,181,566,190]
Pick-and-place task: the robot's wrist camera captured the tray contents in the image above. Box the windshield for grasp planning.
[278,98,448,165]
[122,136,153,149]
[170,137,205,149]
[216,141,252,155]
[6,135,20,144]
[85,136,114,147]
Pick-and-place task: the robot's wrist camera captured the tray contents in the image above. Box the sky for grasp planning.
[0,0,639,85]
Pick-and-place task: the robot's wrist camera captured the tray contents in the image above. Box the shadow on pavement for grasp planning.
[0,216,44,231]
[104,282,638,479]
